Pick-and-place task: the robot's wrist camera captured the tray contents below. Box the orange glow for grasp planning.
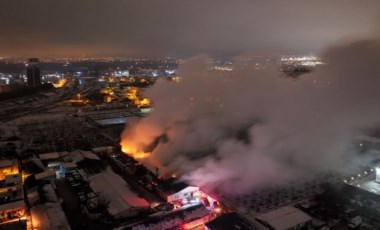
[53,79,67,88]
[134,152,149,159]
[0,164,19,180]
[120,120,164,165]
[135,97,150,107]
[121,142,150,159]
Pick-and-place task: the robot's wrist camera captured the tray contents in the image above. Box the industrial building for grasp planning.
[157,181,200,203]
[255,206,312,230]
[35,170,56,181]
[205,212,268,230]
[123,203,211,230]
[88,170,150,218]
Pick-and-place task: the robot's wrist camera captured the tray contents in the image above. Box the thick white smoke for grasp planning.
[121,39,380,194]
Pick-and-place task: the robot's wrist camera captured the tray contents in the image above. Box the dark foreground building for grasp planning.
[26,58,41,87]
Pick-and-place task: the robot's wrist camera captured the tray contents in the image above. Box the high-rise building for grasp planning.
[26,58,41,87]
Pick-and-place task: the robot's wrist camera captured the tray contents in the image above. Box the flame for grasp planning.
[121,142,150,159]
[120,119,163,162]
[134,152,150,159]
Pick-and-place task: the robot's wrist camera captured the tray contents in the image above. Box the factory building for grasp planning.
[157,181,200,203]
[89,170,149,218]
[206,212,269,230]
[255,206,312,230]
[122,204,211,230]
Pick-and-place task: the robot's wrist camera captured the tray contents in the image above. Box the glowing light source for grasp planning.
[214,207,222,213]
[52,79,67,88]
[121,144,150,160]
[376,167,380,182]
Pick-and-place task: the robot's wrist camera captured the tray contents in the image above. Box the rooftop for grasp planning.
[31,203,71,230]
[256,206,312,230]
[35,170,56,180]
[206,212,268,230]
[347,173,380,195]
[0,200,25,212]
[131,204,209,229]
[160,181,198,195]
[89,170,149,216]
[0,159,15,168]
[70,149,100,163]
[38,152,60,160]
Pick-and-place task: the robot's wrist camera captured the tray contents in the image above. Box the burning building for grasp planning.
[157,182,200,204]
[0,160,27,226]
[119,204,211,230]
[89,170,150,218]
[205,212,268,230]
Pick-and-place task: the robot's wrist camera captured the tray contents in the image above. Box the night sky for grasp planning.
[0,0,379,57]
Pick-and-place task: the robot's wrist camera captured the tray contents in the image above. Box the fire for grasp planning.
[121,142,150,159]
[120,119,163,162]
[133,152,149,159]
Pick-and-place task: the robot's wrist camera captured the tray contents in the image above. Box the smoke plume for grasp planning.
[121,39,380,194]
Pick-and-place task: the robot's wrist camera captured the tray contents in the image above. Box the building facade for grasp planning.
[26,58,41,87]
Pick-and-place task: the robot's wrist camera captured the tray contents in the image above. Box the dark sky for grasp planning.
[0,0,379,58]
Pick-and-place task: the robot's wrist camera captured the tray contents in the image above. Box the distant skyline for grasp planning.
[0,0,379,58]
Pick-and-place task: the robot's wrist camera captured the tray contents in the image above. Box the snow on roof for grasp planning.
[31,203,71,230]
[59,151,70,157]
[35,170,56,180]
[91,146,114,153]
[206,212,268,230]
[61,162,77,169]
[43,184,58,202]
[39,152,60,160]
[256,206,312,230]
[89,170,149,216]
[45,203,71,230]
[70,149,100,163]
[0,200,25,211]
[161,181,199,195]
[130,204,209,230]
[82,151,100,160]
[70,150,85,162]
[0,159,15,168]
